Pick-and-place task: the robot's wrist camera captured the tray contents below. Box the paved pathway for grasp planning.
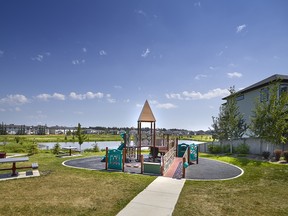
[185,157,243,180]
[116,176,186,216]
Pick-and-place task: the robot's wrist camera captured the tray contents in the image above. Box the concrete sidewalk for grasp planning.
[117,176,186,216]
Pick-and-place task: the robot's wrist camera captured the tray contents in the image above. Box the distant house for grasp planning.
[222,74,288,126]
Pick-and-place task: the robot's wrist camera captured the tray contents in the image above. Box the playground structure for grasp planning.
[103,100,199,178]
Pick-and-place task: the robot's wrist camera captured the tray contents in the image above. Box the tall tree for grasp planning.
[76,123,87,151]
[212,86,247,153]
[250,82,288,148]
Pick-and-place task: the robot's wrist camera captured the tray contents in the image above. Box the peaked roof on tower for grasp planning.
[138,100,156,122]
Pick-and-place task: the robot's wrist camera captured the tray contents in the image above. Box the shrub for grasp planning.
[92,142,100,152]
[274,149,282,161]
[236,143,250,154]
[208,144,221,154]
[222,144,231,153]
[28,143,39,155]
[283,151,288,162]
[52,143,61,155]
[262,151,270,160]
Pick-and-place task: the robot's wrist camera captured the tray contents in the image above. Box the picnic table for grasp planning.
[0,157,29,176]
[62,146,78,156]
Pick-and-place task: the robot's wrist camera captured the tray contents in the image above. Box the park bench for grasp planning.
[0,157,38,176]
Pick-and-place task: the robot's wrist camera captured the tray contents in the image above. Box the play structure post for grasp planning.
[105,147,108,170]
[140,155,143,174]
[182,157,186,178]
[196,145,199,164]
[122,148,126,172]
[176,138,178,157]
[188,146,191,164]
[161,156,164,176]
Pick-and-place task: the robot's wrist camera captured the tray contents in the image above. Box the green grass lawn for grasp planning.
[1,152,288,215]
[173,154,288,216]
[0,153,155,216]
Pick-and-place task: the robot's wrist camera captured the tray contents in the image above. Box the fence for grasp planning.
[198,138,288,155]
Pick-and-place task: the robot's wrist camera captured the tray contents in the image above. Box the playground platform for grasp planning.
[63,156,243,180]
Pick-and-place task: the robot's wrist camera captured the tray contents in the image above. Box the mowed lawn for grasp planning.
[0,153,155,216]
[174,155,288,216]
[1,153,288,215]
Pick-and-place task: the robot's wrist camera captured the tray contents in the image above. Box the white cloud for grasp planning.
[147,100,177,109]
[99,50,107,56]
[15,107,21,112]
[194,2,201,7]
[135,10,147,16]
[0,50,4,57]
[217,51,223,56]
[82,47,87,53]
[114,85,122,89]
[69,92,104,100]
[141,48,150,58]
[209,66,215,70]
[227,72,243,78]
[195,74,207,80]
[31,52,50,62]
[156,103,177,109]
[36,93,65,101]
[166,88,230,100]
[236,24,247,33]
[0,94,29,105]
[72,59,85,65]
[0,108,6,112]
[32,54,43,62]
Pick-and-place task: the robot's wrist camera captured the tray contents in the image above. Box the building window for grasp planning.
[236,94,244,101]
[260,87,269,102]
[279,84,288,97]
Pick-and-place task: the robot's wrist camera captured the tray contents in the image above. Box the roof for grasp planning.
[223,74,288,100]
[138,100,156,122]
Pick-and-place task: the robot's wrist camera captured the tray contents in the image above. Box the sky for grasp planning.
[0,0,288,130]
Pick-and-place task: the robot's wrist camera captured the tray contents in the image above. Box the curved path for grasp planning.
[63,156,243,180]
[185,157,243,180]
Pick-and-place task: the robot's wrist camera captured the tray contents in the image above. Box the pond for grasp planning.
[38,140,203,151]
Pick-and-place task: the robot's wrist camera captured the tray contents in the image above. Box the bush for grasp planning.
[52,143,61,155]
[274,149,282,161]
[236,143,250,154]
[262,151,271,160]
[92,142,100,152]
[208,144,221,154]
[283,151,288,162]
[222,144,231,153]
[28,143,39,155]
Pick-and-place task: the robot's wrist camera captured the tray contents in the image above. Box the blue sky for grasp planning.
[0,0,287,130]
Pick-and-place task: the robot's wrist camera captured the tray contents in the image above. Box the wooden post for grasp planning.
[138,121,141,161]
[122,148,126,172]
[196,145,199,164]
[105,147,108,170]
[140,155,144,174]
[182,157,186,178]
[161,156,164,176]
[176,138,178,157]
[188,146,191,165]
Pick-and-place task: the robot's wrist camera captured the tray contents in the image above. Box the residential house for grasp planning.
[222,74,288,126]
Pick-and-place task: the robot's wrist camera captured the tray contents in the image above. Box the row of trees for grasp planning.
[211,82,288,152]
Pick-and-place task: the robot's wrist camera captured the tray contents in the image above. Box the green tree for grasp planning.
[250,82,288,149]
[212,86,247,153]
[0,122,7,135]
[76,123,87,151]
